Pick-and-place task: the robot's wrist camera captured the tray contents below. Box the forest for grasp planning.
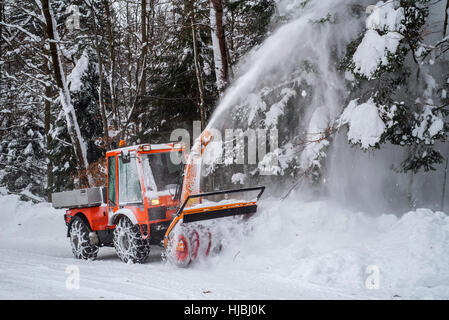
[0,0,275,198]
[1,0,449,213]
[1,0,449,300]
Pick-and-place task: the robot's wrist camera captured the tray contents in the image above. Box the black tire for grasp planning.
[69,217,99,260]
[113,217,150,263]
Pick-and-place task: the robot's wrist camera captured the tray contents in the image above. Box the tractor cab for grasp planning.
[105,143,186,242]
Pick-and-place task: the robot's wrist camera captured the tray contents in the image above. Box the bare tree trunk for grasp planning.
[126,2,132,117]
[444,0,449,37]
[408,172,416,209]
[228,7,236,79]
[87,0,110,148]
[209,0,229,95]
[41,0,90,188]
[40,5,53,199]
[140,0,148,96]
[120,54,147,140]
[102,0,119,132]
[43,62,53,200]
[0,0,4,86]
[190,1,206,130]
[441,148,449,210]
[149,0,154,40]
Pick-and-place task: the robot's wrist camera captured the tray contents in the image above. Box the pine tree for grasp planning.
[340,0,448,173]
[49,50,107,192]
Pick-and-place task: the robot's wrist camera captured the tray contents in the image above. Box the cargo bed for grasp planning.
[52,187,107,209]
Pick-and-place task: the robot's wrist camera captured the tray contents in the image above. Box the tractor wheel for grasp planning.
[166,231,192,268]
[113,217,150,264]
[69,217,99,260]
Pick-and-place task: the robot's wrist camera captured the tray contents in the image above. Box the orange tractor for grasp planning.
[52,131,264,266]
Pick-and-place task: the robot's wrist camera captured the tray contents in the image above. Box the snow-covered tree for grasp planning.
[340,0,449,173]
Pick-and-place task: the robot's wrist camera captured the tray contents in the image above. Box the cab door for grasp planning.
[117,152,143,205]
[107,155,118,213]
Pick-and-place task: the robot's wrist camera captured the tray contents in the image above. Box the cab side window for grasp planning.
[108,156,116,205]
[118,155,142,204]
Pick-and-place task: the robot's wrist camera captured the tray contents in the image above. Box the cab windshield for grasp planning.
[141,152,184,195]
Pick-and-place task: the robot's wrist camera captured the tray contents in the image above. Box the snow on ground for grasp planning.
[0,189,448,299]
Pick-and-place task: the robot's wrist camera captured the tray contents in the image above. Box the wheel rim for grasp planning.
[174,235,189,262]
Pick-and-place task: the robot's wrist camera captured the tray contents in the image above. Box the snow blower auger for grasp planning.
[163,186,265,267]
[52,130,265,266]
[163,130,265,267]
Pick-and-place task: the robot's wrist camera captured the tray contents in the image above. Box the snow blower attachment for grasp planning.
[163,129,265,266]
[52,129,265,266]
[163,186,265,267]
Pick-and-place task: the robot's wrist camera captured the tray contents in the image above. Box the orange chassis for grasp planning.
[63,132,265,255]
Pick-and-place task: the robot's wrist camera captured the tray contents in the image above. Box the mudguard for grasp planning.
[108,208,138,226]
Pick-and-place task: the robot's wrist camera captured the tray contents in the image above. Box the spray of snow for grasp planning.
[197,0,449,212]
[197,0,364,183]
[264,88,297,128]
[231,173,247,185]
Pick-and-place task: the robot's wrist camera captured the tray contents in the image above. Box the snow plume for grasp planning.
[200,0,449,211]
[203,0,365,189]
[208,0,361,129]
[264,88,297,128]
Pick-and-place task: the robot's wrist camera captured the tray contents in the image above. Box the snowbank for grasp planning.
[207,198,449,299]
[1,190,448,299]
[0,189,66,242]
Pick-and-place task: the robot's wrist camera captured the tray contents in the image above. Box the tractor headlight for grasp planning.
[151,199,160,206]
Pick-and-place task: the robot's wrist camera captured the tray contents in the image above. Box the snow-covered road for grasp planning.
[1,189,448,299]
[0,240,359,300]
